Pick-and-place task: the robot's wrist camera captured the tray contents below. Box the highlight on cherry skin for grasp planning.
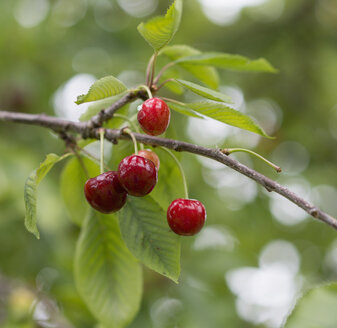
[84,171,128,213]
[138,149,160,170]
[167,198,207,236]
[118,154,158,197]
[137,98,170,136]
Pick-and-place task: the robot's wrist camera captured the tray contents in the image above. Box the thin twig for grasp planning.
[1,109,337,231]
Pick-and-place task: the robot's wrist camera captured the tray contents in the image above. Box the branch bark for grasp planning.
[87,88,148,128]
[1,101,336,231]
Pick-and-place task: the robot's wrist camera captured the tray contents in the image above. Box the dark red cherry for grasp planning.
[137,98,170,136]
[84,171,127,213]
[138,149,160,170]
[118,155,158,197]
[167,198,206,236]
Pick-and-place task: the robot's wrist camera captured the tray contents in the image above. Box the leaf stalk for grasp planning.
[222,148,281,173]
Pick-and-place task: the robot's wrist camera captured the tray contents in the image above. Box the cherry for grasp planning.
[138,149,160,170]
[137,98,170,136]
[84,171,127,213]
[167,198,206,236]
[118,155,158,197]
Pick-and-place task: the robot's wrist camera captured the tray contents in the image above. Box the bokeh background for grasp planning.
[1,0,337,327]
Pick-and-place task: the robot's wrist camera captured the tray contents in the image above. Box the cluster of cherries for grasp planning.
[84,98,206,236]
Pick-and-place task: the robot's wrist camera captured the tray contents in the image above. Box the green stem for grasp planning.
[99,128,105,174]
[123,128,138,155]
[114,113,144,150]
[139,84,153,99]
[222,148,282,173]
[160,147,189,199]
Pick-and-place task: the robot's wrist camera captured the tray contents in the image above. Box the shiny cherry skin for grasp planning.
[84,171,127,214]
[167,198,206,236]
[138,149,160,170]
[118,155,158,197]
[137,98,170,136]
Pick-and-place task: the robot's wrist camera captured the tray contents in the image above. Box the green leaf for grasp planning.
[118,196,181,283]
[151,148,185,209]
[74,211,142,328]
[160,45,219,89]
[60,157,100,226]
[180,102,271,138]
[76,76,127,105]
[137,0,182,51]
[160,66,184,95]
[79,93,128,122]
[167,101,204,119]
[175,79,232,103]
[24,153,71,239]
[284,283,337,328]
[104,104,130,130]
[164,81,184,95]
[177,52,277,73]
[109,141,134,169]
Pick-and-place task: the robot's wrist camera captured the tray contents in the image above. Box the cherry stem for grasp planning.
[114,114,144,150]
[99,128,105,174]
[153,61,176,85]
[222,148,282,173]
[139,84,153,99]
[123,128,138,155]
[160,146,189,199]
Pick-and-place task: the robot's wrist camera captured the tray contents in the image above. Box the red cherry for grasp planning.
[138,149,160,170]
[84,171,127,213]
[167,199,206,236]
[118,155,158,197]
[137,98,170,136]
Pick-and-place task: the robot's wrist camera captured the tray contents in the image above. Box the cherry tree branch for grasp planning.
[87,89,148,128]
[1,105,336,231]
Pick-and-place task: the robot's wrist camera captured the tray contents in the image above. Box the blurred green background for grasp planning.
[1,0,337,327]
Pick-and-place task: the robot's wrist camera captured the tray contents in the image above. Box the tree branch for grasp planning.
[87,89,149,128]
[1,107,336,231]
